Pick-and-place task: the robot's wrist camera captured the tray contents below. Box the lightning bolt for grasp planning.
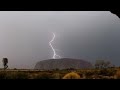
[49,32,61,59]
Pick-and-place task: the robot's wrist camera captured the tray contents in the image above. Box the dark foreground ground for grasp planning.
[0,68,120,79]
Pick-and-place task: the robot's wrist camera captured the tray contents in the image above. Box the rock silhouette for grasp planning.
[34,58,92,70]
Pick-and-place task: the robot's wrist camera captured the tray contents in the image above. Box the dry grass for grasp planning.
[62,72,81,79]
[114,69,120,79]
[0,68,118,79]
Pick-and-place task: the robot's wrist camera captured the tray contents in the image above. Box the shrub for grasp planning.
[7,72,29,79]
[0,71,29,79]
[14,68,17,70]
[62,72,80,79]
[98,69,116,76]
[115,69,120,79]
[34,72,53,79]
[52,73,61,79]
[0,72,7,79]
[84,71,94,79]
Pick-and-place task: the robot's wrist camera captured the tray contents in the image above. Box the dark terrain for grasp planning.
[34,58,92,70]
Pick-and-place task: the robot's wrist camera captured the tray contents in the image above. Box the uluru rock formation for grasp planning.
[34,58,93,70]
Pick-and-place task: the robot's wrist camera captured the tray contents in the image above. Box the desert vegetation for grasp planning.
[62,72,81,79]
[0,67,119,79]
[0,59,120,79]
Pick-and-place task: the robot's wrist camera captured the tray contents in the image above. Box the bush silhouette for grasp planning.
[2,58,8,70]
[62,72,80,79]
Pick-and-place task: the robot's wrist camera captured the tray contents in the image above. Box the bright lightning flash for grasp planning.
[49,32,61,59]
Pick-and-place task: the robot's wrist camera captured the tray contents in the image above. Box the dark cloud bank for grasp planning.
[0,11,120,69]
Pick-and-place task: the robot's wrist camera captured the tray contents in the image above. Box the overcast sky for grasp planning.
[0,11,120,69]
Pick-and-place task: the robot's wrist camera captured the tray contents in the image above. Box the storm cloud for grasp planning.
[0,11,120,69]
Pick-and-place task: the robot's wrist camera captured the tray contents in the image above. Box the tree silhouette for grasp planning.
[95,60,111,69]
[2,58,8,70]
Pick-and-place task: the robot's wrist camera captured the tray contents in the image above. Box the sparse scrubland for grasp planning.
[0,68,120,79]
[1,57,117,79]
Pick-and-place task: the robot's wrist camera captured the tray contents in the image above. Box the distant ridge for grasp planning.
[34,58,93,70]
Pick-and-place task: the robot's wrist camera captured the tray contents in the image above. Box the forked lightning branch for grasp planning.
[49,32,61,59]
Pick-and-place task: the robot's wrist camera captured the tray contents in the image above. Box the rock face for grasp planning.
[34,58,92,70]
